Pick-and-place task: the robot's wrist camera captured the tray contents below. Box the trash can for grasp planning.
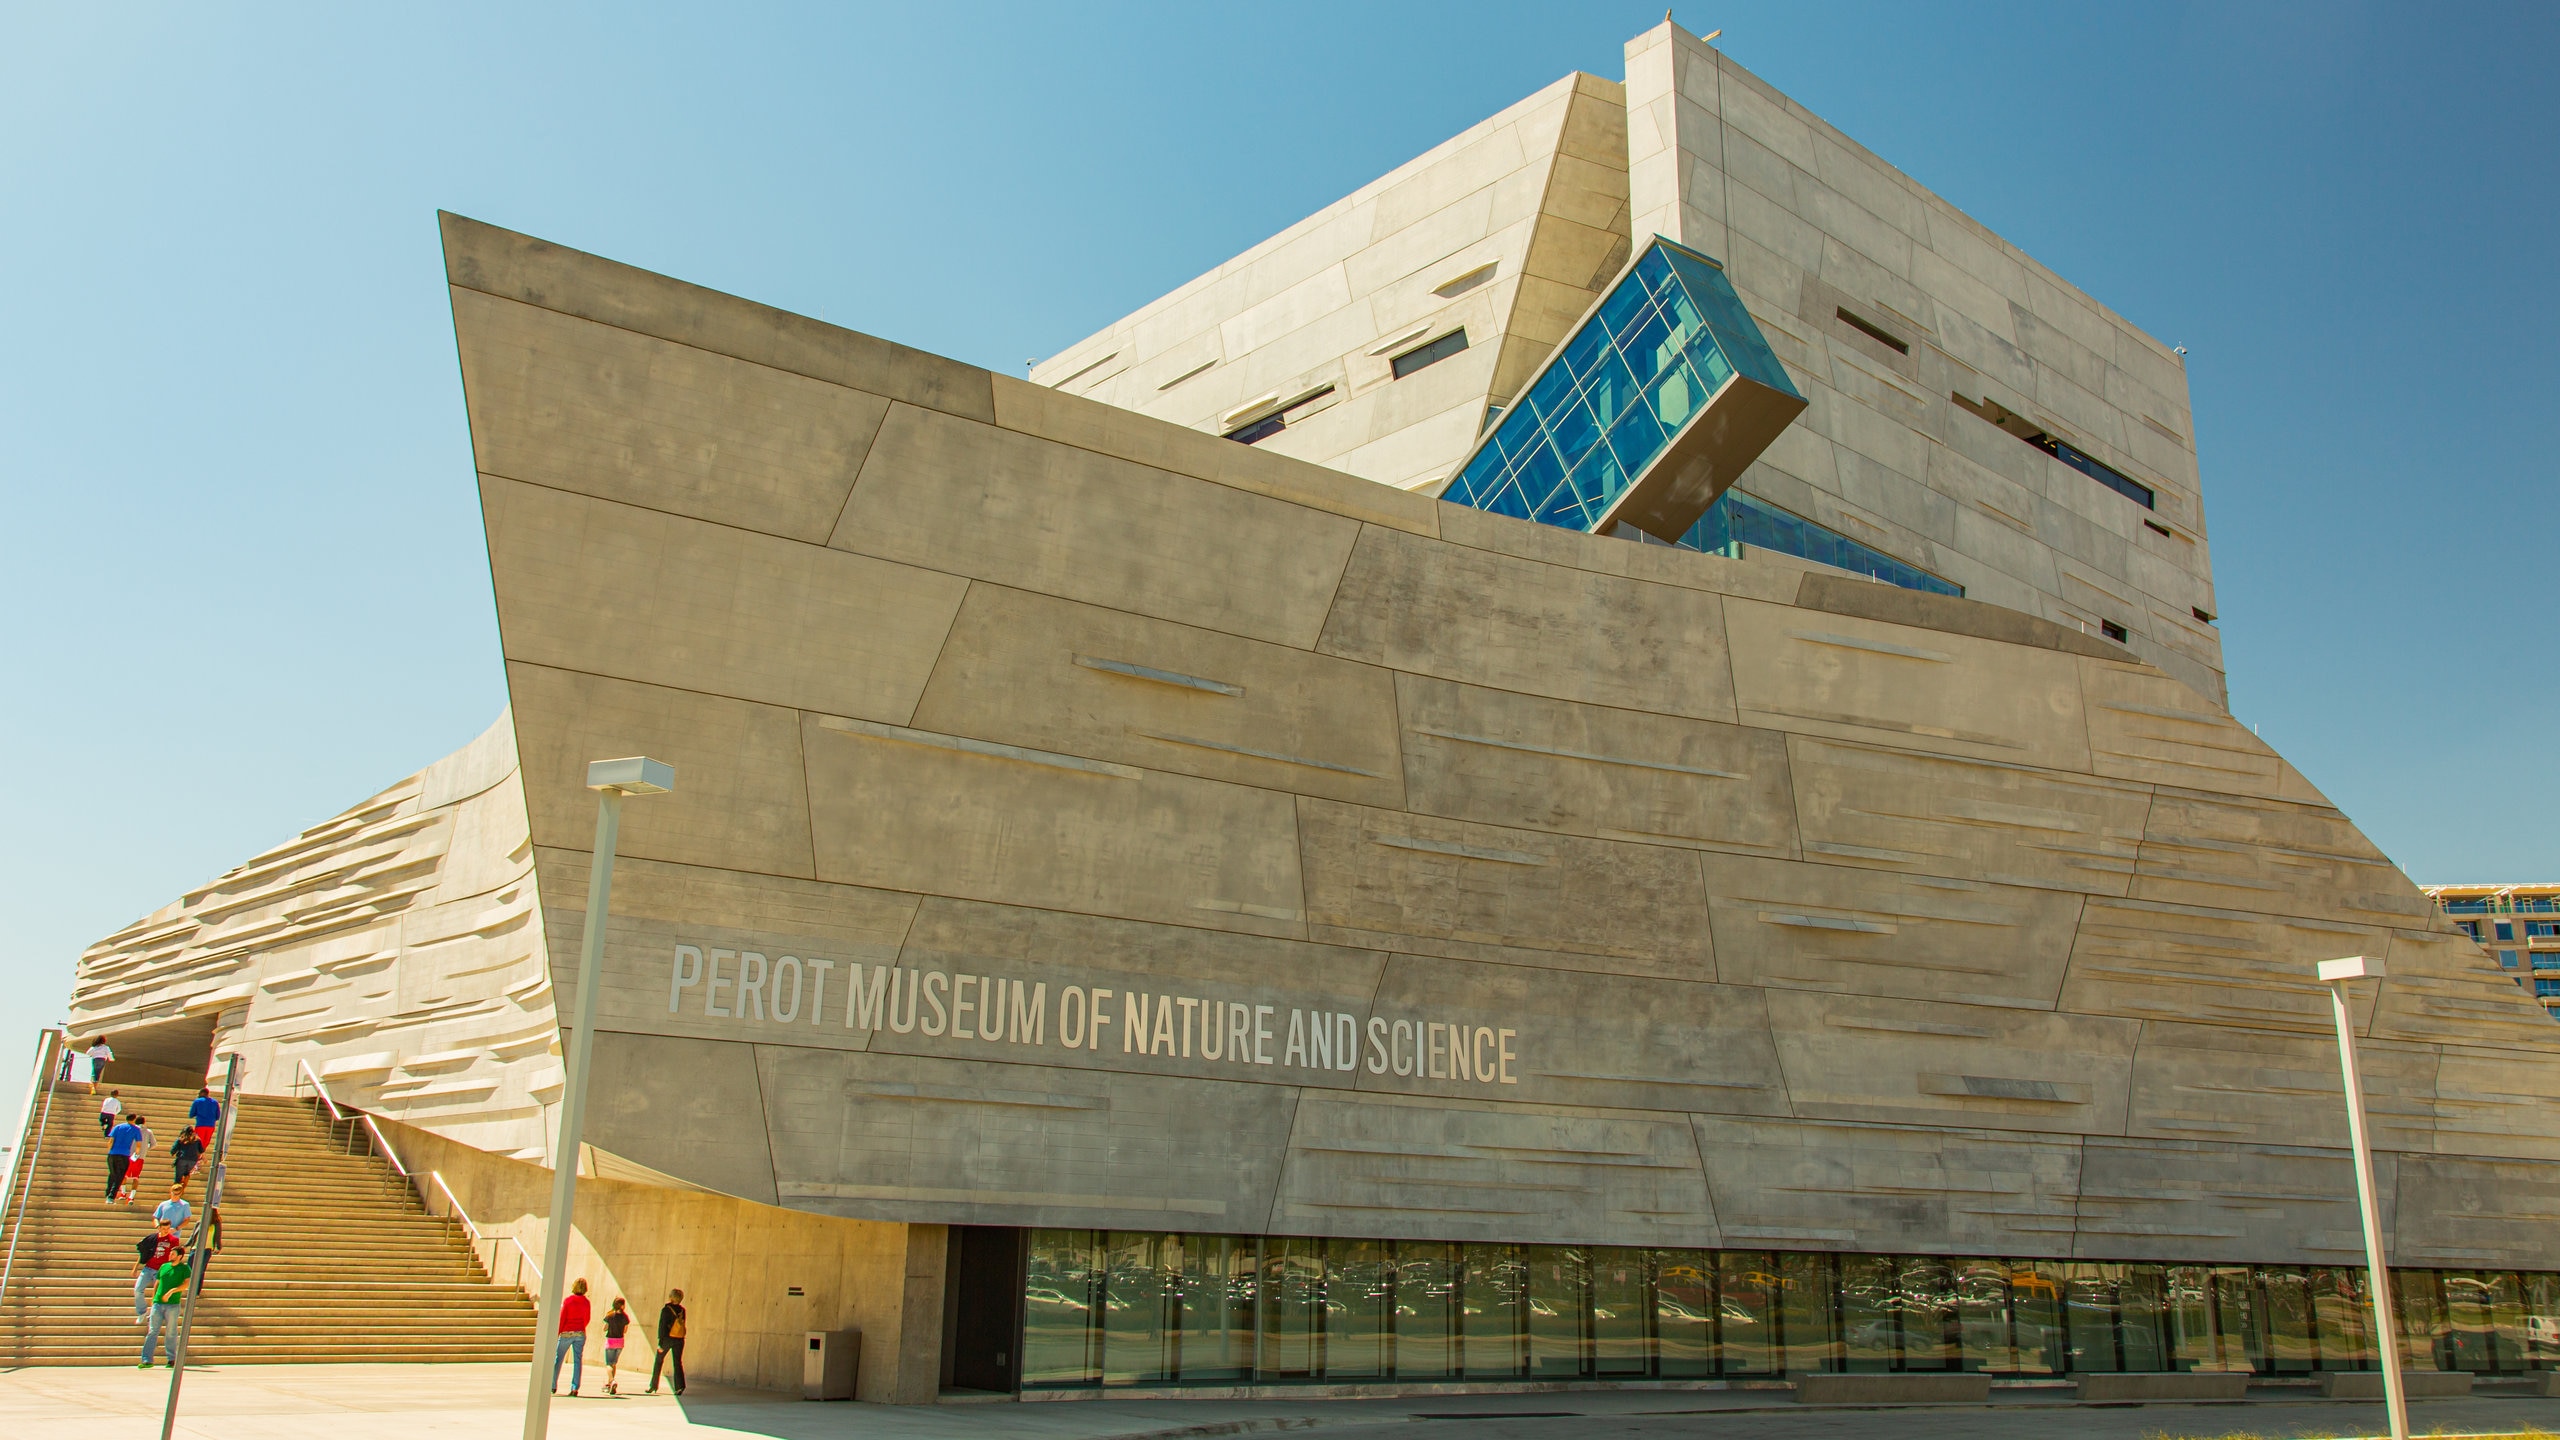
[804,1329,858,1400]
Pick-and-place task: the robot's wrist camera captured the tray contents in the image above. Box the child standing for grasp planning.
[602,1298,630,1394]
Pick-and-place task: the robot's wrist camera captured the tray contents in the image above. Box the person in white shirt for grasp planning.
[97,1090,123,1137]
[80,1039,113,1093]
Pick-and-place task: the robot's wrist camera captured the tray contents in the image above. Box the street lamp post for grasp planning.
[522,756,673,1440]
[2318,954,2407,1440]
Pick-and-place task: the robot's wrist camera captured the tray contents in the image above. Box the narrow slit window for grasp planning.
[2100,619,2128,643]
[1391,329,1469,379]
[1223,385,1337,446]
[1835,307,1909,355]
[2143,518,2174,537]
[1952,393,2156,510]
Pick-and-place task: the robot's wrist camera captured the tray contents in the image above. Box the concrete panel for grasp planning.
[1296,797,1714,980]
[756,1045,1298,1233]
[1787,735,2147,894]
[508,661,815,878]
[1395,673,1797,858]
[587,1030,779,1206]
[533,848,920,1055]
[2074,1138,2385,1266]
[2391,1151,2560,1270]
[1270,1091,1717,1246]
[1695,1114,2084,1257]
[1725,597,2092,771]
[2058,897,2390,1034]
[2130,787,2429,929]
[2123,1018,2440,1154]
[2431,1042,2560,1161]
[1361,951,1787,1117]
[441,212,993,425]
[1763,989,2138,1135]
[2081,659,2325,802]
[1701,853,2086,1009]
[453,288,891,543]
[483,477,968,721]
[800,710,1306,941]
[2372,926,2560,1049]
[907,582,1404,809]
[872,897,1388,1089]
[832,403,1362,650]
[1316,524,1739,722]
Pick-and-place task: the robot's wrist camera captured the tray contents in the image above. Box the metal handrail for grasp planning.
[423,1167,542,1298]
[294,1058,537,1301]
[0,1027,70,1310]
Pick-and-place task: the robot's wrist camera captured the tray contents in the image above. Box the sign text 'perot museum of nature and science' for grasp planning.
[664,944,1523,1085]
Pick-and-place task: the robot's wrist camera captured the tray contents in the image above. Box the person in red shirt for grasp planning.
[552,1278,592,1395]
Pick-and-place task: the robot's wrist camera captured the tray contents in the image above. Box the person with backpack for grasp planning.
[601,1298,631,1395]
[552,1278,592,1395]
[104,1113,145,1202]
[139,1249,191,1367]
[170,1130,205,1192]
[646,1288,687,1395]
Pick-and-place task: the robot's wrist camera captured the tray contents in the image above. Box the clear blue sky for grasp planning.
[4,2,2554,1117]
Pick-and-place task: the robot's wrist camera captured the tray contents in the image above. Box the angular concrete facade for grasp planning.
[62,25,2560,1395]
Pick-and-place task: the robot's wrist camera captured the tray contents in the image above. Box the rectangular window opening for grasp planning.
[1953,393,2156,510]
[1835,307,1909,355]
[1392,329,1470,380]
[2100,619,2128,644]
[2143,519,2175,538]
[2192,607,2216,625]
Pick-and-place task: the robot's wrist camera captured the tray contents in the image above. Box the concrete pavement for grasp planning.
[7,1364,2560,1439]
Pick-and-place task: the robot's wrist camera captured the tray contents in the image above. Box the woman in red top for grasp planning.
[552,1278,591,1395]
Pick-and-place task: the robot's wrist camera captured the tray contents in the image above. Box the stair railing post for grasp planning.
[161,1050,242,1440]
[523,756,671,1440]
[0,1025,68,1311]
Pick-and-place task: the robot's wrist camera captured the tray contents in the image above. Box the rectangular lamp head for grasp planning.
[586,756,676,795]
[2316,955,2382,982]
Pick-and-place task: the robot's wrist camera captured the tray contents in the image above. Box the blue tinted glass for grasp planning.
[1564,442,1625,521]
[1694,341,1735,394]
[1658,280,1706,350]
[1618,304,1677,385]
[1631,243,1676,299]
[1594,271,1652,335]
[1481,478,1531,520]
[1554,320,1612,385]
[1646,358,1705,436]
[1660,248,1800,397]
[1543,392,1605,470]
[1603,399,1668,477]
[1581,350,1641,431]
[1508,441,1566,518]
[1522,359,1578,426]
[1673,491,1960,597]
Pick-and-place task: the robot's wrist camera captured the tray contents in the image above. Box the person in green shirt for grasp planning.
[139,1258,191,1367]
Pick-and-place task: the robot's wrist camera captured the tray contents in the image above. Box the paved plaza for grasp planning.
[8,1364,2560,1440]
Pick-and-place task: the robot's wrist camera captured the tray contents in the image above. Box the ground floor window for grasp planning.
[1018,1230,2560,1389]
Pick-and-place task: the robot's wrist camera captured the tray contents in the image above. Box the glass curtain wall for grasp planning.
[1021,1229,2560,1391]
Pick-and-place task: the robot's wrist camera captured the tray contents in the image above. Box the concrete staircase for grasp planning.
[0,1081,536,1365]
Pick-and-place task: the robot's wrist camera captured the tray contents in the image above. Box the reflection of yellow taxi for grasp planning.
[2010,1273,2060,1299]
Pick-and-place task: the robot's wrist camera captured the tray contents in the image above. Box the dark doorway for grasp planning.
[944,1226,1023,1394]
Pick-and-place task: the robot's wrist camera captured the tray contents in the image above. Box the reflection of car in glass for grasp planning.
[1024,1286,1089,1314]
[2526,1316,2560,1353]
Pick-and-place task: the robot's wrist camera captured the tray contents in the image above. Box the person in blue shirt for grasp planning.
[153,1187,191,1233]
[105,1116,144,1202]
[187,1090,220,1148]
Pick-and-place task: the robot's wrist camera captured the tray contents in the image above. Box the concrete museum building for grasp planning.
[61,21,2560,1402]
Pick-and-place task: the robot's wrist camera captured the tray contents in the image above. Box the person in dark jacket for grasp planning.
[647,1288,687,1395]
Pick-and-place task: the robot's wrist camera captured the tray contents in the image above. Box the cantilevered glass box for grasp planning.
[1440,237,1806,543]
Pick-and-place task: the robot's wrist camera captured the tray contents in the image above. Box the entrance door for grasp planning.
[946,1226,1024,1394]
